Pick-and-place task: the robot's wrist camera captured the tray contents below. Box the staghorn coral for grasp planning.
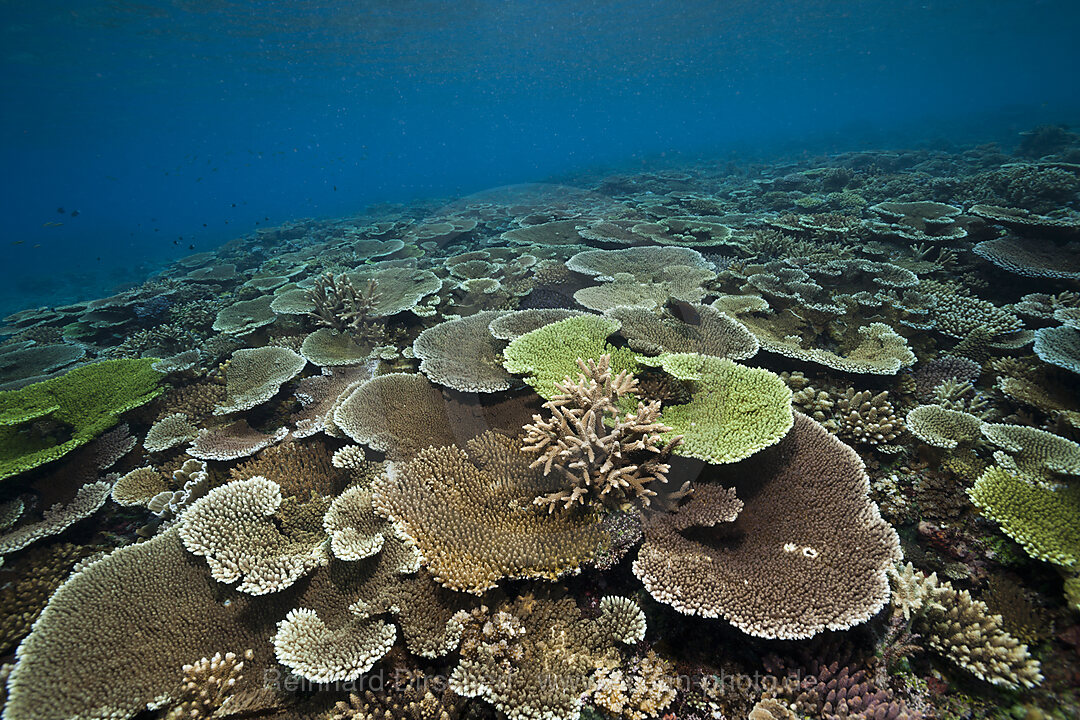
[307,272,382,332]
[374,431,609,594]
[522,355,683,512]
[633,413,901,639]
[887,563,1042,689]
[178,476,329,595]
[639,353,793,465]
[413,310,514,392]
[215,345,307,415]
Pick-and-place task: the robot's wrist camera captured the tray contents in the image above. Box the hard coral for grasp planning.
[522,355,684,512]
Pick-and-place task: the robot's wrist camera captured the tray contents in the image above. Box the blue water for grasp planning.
[2,0,1078,316]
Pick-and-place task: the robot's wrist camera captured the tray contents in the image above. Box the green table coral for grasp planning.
[642,353,793,464]
[0,359,164,482]
[968,465,1080,569]
[501,315,638,400]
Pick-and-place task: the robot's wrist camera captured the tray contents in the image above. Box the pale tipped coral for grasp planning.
[522,355,683,512]
[272,604,396,683]
[178,477,328,595]
[215,346,307,415]
[887,563,1042,689]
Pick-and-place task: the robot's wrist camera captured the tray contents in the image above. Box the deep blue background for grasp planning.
[2,0,1078,316]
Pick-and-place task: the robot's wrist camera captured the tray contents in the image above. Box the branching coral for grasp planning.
[822,388,904,448]
[307,272,382,333]
[887,563,1042,689]
[522,355,684,512]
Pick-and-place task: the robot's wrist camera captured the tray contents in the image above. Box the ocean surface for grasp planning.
[1,2,1079,720]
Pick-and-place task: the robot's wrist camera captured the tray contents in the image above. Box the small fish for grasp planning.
[333,185,337,191]
[231,203,236,207]
[32,244,40,248]
[11,240,24,245]
[70,210,79,217]
[57,207,65,214]
[173,240,178,245]
[42,221,63,227]
[188,244,195,250]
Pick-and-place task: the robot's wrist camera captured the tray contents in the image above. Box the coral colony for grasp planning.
[3,129,1080,720]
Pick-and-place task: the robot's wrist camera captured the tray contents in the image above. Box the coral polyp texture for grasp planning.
[5,133,1080,720]
[0,357,163,481]
[522,354,684,512]
[633,412,901,639]
[374,431,609,594]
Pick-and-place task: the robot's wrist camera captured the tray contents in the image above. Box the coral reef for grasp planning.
[5,133,1080,720]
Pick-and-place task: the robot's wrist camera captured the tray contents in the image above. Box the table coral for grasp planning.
[633,412,901,639]
[374,431,609,594]
[414,310,514,392]
[968,465,1080,569]
[0,358,163,481]
[502,314,639,400]
[640,353,793,465]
